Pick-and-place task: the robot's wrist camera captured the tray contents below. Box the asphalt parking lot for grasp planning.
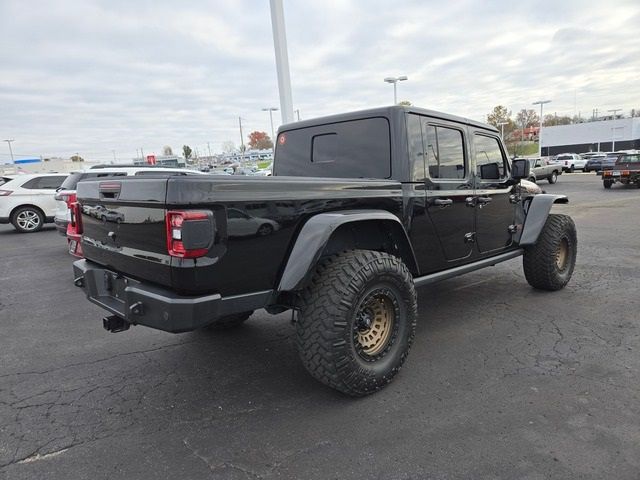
[1,173,639,479]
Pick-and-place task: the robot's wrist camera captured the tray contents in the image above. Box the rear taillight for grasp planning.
[55,191,77,207]
[0,190,12,196]
[166,211,213,258]
[69,202,83,234]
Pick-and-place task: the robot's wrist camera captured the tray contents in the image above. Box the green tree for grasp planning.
[487,105,511,128]
[70,155,84,162]
[487,105,516,139]
[398,100,412,106]
[248,131,273,150]
[163,145,173,156]
[182,145,192,159]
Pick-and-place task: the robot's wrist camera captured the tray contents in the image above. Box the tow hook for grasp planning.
[74,276,84,288]
[103,315,130,333]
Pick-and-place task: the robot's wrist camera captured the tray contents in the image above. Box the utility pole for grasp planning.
[112,150,116,163]
[239,117,245,152]
[295,109,301,121]
[207,142,212,160]
[269,0,294,124]
[532,100,552,157]
[3,139,15,163]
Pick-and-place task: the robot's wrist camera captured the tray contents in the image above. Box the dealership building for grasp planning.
[541,117,640,156]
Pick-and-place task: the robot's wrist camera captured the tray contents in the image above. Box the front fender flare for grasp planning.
[277,210,417,292]
[518,194,568,245]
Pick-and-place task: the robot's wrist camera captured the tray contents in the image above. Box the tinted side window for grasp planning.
[275,117,391,179]
[407,114,426,182]
[21,178,41,189]
[425,125,465,180]
[37,176,67,189]
[474,135,507,180]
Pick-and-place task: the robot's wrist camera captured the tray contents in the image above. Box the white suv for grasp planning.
[54,166,204,235]
[555,153,586,172]
[0,173,69,233]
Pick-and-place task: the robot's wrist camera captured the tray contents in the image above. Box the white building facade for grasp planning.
[541,118,640,155]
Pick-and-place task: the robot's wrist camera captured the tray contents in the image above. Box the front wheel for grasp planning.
[548,171,558,184]
[12,206,44,233]
[569,165,575,173]
[523,214,577,291]
[297,250,417,396]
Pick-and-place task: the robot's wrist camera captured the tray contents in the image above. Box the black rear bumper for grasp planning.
[72,259,272,333]
[54,218,68,235]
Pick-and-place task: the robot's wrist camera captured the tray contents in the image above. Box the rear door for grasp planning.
[472,132,516,254]
[21,175,67,216]
[423,120,475,262]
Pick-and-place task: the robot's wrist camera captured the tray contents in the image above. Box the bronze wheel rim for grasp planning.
[354,290,396,358]
[556,238,569,270]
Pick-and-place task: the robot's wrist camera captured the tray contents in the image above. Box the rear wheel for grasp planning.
[523,214,577,291]
[548,171,558,184]
[296,249,417,396]
[257,223,274,236]
[12,206,44,233]
[603,179,613,189]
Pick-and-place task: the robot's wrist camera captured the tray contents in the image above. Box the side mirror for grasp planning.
[511,159,530,180]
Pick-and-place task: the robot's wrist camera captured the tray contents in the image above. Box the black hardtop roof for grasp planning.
[279,105,497,133]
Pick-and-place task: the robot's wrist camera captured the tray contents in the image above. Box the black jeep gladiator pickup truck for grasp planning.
[72,106,577,396]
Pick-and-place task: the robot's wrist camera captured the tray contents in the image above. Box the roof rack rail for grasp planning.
[89,164,172,169]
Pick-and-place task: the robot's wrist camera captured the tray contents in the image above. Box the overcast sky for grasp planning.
[1,0,639,162]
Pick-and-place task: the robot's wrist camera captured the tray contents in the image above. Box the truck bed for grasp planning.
[77,175,403,296]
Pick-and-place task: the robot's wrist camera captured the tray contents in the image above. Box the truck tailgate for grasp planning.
[77,177,172,287]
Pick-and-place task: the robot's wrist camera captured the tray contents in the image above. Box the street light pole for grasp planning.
[262,107,279,143]
[3,139,15,163]
[384,76,408,104]
[112,150,116,163]
[607,108,621,119]
[269,0,294,124]
[497,121,508,139]
[532,100,551,157]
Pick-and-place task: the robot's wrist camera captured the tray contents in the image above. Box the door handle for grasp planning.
[477,196,492,209]
[432,198,453,207]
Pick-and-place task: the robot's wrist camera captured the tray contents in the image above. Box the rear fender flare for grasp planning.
[277,210,418,292]
[518,194,568,245]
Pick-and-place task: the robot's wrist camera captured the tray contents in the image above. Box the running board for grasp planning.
[413,249,524,287]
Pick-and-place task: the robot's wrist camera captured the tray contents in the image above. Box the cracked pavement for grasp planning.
[1,174,639,479]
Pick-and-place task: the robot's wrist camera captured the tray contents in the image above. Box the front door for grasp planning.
[472,132,516,254]
[424,122,475,262]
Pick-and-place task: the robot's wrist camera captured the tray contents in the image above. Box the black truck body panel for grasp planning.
[73,106,565,333]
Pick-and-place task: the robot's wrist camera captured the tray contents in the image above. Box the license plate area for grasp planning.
[103,271,127,302]
[613,171,621,176]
